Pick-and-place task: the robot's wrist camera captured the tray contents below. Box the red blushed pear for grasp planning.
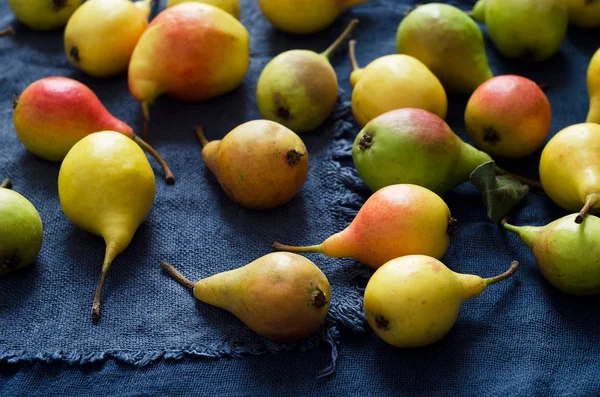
[128,3,250,135]
[274,184,457,269]
[465,75,551,158]
[13,77,174,184]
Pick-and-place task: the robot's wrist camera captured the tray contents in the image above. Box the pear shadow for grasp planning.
[0,260,40,313]
[6,20,64,56]
[567,26,600,54]
[547,290,600,332]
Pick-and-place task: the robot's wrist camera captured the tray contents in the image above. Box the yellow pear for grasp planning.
[348,40,447,127]
[258,0,369,34]
[540,123,600,223]
[564,0,600,28]
[64,0,151,78]
[167,0,240,19]
[58,131,156,323]
[161,252,330,341]
[364,255,519,348]
[587,48,600,124]
[7,0,82,31]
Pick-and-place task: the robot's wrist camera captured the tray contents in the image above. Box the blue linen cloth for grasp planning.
[1,0,600,395]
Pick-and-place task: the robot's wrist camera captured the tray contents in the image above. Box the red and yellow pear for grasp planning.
[13,77,174,183]
[273,184,456,269]
[128,3,250,132]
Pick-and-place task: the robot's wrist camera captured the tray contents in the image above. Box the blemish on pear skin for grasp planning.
[447,217,458,236]
[375,315,390,330]
[12,95,19,110]
[1,252,20,272]
[431,262,442,273]
[286,150,304,166]
[421,300,427,305]
[359,133,373,151]
[312,287,327,308]
[52,0,68,11]
[483,126,500,145]
[70,47,80,63]
[585,0,598,5]
[273,92,292,121]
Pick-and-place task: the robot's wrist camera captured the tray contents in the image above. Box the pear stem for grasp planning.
[575,194,600,224]
[141,102,150,140]
[91,269,108,324]
[1,178,12,189]
[0,27,14,37]
[483,261,520,287]
[500,217,521,235]
[272,242,323,253]
[348,40,360,72]
[161,261,195,290]
[132,135,176,184]
[495,166,543,190]
[321,19,359,60]
[195,126,210,148]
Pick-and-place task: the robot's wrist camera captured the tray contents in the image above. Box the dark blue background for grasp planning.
[1,0,599,395]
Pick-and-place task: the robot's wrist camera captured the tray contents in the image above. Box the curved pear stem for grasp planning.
[161,261,195,290]
[272,242,323,253]
[575,194,600,224]
[500,217,521,235]
[348,40,360,72]
[483,261,520,287]
[321,19,359,60]
[91,244,118,324]
[0,27,14,37]
[195,126,210,148]
[132,135,176,185]
[495,166,543,190]
[141,102,151,140]
[537,82,549,91]
[1,178,12,189]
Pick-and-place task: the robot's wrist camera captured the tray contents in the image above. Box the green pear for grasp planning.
[396,3,493,93]
[472,0,568,62]
[352,108,493,195]
[0,179,44,276]
[256,19,358,133]
[503,214,600,295]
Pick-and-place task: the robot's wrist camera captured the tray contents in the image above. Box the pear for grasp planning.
[348,40,447,127]
[396,3,493,93]
[7,0,82,31]
[13,77,174,184]
[364,255,519,348]
[196,122,308,210]
[564,0,600,28]
[465,75,552,158]
[0,178,44,276]
[167,0,240,19]
[471,0,567,62]
[258,0,369,34]
[273,184,456,269]
[64,0,152,78]
[256,20,358,133]
[352,108,493,195]
[161,252,330,342]
[128,3,250,135]
[58,131,156,323]
[587,48,600,124]
[503,215,600,295]
[540,123,600,223]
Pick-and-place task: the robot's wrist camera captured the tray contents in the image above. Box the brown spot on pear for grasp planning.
[256,20,358,133]
[161,252,331,342]
[196,121,308,210]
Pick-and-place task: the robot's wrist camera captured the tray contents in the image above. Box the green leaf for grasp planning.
[470,161,529,223]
